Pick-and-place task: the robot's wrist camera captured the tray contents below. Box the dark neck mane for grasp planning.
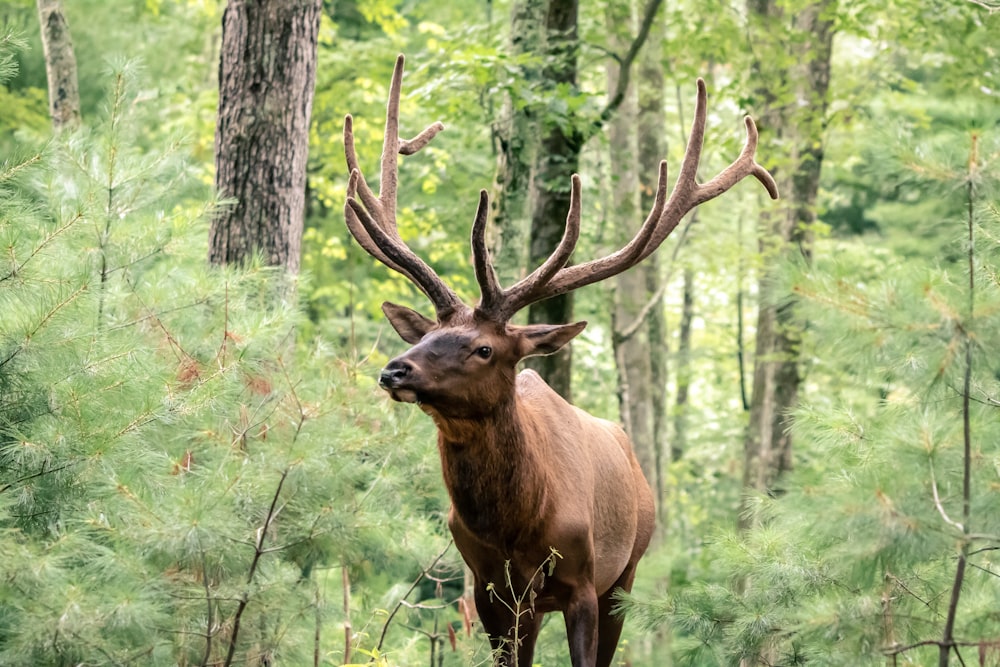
[430,397,545,547]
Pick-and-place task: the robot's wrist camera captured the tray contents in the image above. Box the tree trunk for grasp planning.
[209,0,322,275]
[519,0,661,397]
[740,0,835,528]
[36,0,80,131]
[489,0,545,287]
[523,0,581,399]
[672,267,694,462]
[607,0,667,516]
[637,9,668,510]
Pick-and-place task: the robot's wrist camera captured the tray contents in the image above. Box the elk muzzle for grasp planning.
[379,359,419,404]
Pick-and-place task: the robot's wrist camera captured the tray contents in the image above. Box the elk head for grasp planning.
[344,55,777,417]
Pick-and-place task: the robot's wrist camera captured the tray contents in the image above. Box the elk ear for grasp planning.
[382,302,437,344]
[516,321,587,358]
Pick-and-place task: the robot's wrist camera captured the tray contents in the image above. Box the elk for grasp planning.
[343,55,777,667]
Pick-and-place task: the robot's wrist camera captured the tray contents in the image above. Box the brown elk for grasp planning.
[343,55,777,667]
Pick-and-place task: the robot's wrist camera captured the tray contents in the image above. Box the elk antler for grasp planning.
[343,54,464,318]
[344,58,779,325]
[472,78,779,322]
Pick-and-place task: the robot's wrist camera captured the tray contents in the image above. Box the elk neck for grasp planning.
[427,393,547,546]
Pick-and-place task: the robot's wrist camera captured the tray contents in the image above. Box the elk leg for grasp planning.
[595,562,638,667]
[564,584,600,666]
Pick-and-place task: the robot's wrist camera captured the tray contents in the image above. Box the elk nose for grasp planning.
[379,360,411,388]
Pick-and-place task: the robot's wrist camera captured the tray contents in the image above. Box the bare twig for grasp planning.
[936,133,978,667]
[965,0,1000,13]
[0,460,81,495]
[374,540,454,657]
[927,456,963,532]
[598,0,665,126]
[223,467,292,667]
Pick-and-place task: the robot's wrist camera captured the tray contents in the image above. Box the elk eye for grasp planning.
[475,346,492,359]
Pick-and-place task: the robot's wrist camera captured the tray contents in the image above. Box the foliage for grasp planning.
[0,56,465,666]
[624,119,1000,667]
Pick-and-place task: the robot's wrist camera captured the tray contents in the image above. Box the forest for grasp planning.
[1,0,999,665]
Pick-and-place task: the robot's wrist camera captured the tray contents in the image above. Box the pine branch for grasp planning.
[0,152,41,182]
[0,282,88,370]
[0,212,83,282]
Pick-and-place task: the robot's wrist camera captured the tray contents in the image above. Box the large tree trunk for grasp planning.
[522,0,662,398]
[209,0,322,275]
[740,0,835,528]
[36,0,80,131]
[489,0,545,287]
[523,0,581,399]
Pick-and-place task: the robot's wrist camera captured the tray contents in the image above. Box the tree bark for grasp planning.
[489,0,545,287]
[209,0,322,275]
[637,10,668,509]
[523,0,581,399]
[740,0,835,528]
[36,0,80,131]
[607,0,667,516]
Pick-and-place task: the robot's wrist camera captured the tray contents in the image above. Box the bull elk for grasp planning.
[343,55,777,667]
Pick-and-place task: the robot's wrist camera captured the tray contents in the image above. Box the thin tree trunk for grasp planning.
[740,0,835,529]
[672,267,694,461]
[638,7,668,512]
[522,0,663,397]
[607,0,656,491]
[342,566,351,665]
[36,0,80,131]
[209,0,322,275]
[607,0,669,518]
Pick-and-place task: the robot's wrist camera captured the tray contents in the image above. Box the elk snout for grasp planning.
[379,359,420,404]
[379,359,412,389]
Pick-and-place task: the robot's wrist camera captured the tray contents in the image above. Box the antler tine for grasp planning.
[693,115,779,203]
[471,190,504,313]
[344,114,383,221]
[344,170,412,278]
[492,174,585,319]
[342,54,460,317]
[347,196,461,314]
[378,54,405,231]
[491,161,668,319]
[487,78,777,311]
